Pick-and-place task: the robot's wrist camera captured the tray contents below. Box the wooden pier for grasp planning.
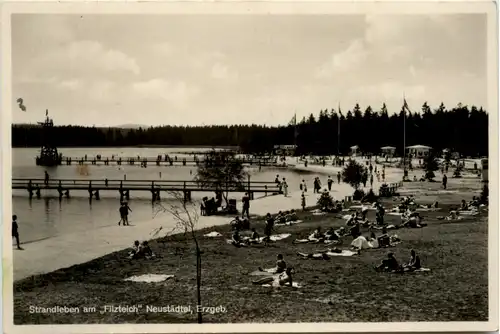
[59,156,284,167]
[12,178,282,201]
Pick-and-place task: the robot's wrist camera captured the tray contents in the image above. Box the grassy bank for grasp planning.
[13,185,488,324]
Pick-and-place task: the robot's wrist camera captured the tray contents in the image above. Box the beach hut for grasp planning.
[406,145,432,158]
[380,146,396,158]
[350,145,360,156]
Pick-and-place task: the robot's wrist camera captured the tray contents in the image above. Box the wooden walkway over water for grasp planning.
[12,178,282,201]
[59,156,285,167]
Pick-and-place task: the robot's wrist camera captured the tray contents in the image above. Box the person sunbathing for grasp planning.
[349,222,361,238]
[258,254,287,274]
[285,210,298,222]
[459,200,468,211]
[368,231,379,248]
[375,253,401,272]
[308,227,324,242]
[247,228,260,244]
[253,267,294,287]
[403,249,421,272]
[324,227,339,241]
[274,211,286,224]
[141,241,156,259]
[128,240,141,259]
[231,229,248,247]
[230,216,242,230]
[346,213,357,226]
[377,227,391,247]
[297,247,345,259]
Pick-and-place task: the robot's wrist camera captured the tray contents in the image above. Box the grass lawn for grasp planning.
[13,185,488,324]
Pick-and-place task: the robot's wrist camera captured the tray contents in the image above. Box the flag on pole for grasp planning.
[403,99,411,113]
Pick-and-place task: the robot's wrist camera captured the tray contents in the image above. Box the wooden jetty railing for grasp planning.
[59,156,283,167]
[12,178,282,201]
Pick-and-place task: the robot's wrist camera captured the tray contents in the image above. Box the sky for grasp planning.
[11,13,487,127]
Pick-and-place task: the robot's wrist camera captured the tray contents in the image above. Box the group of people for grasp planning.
[375,250,422,273]
[128,240,155,259]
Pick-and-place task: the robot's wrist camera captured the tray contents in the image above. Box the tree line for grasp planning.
[11,102,488,157]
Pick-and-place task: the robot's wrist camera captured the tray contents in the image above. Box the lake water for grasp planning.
[11,147,315,244]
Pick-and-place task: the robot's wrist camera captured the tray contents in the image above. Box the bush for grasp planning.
[342,159,367,190]
[453,165,463,178]
[353,189,365,201]
[423,153,439,181]
[361,188,377,203]
[317,191,334,208]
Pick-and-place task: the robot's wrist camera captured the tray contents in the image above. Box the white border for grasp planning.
[1,1,498,333]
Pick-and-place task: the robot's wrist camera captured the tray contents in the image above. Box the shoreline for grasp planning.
[11,188,324,282]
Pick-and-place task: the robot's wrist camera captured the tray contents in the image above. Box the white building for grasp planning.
[380,146,396,157]
[350,145,360,156]
[406,145,432,158]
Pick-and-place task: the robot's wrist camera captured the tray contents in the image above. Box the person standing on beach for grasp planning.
[44,171,49,186]
[337,172,341,184]
[327,176,333,191]
[242,193,250,219]
[370,174,374,188]
[119,202,132,226]
[12,215,23,250]
[301,193,306,211]
[282,178,288,197]
[442,174,448,189]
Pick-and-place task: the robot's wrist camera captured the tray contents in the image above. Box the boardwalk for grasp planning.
[12,178,282,201]
[59,156,285,167]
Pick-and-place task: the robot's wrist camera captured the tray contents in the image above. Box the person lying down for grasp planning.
[293,227,343,244]
[297,248,358,259]
[252,267,294,287]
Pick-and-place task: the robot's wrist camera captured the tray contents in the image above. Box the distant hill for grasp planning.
[114,124,148,129]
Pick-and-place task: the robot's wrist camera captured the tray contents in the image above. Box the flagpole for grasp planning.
[337,103,341,156]
[403,94,407,177]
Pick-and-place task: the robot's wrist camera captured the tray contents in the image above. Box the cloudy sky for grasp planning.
[11,13,487,127]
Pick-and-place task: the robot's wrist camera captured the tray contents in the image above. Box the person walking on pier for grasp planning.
[242,193,250,219]
[12,215,22,250]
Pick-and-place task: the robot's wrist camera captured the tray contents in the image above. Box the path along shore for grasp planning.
[10,160,466,281]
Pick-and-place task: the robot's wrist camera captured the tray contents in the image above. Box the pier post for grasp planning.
[182,158,186,166]
[118,158,122,165]
[264,185,268,196]
[125,190,130,200]
[247,174,251,194]
[65,190,70,198]
[94,190,100,200]
[36,186,41,198]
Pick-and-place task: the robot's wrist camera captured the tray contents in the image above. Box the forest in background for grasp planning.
[11,102,488,157]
